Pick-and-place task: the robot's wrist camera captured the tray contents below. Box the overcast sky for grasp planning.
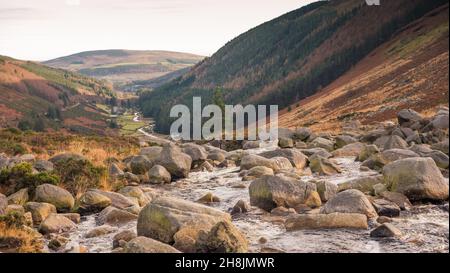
[0,0,316,61]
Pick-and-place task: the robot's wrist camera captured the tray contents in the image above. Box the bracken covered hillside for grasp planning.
[0,55,115,135]
[139,0,448,133]
[279,4,449,132]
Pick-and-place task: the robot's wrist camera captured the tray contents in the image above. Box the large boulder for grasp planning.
[431,139,449,155]
[271,157,293,171]
[300,148,332,158]
[242,141,260,150]
[383,135,409,150]
[118,186,151,207]
[397,109,423,125]
[24,202,57,225]
[7,188,29,206]
[182,143,208,163]
[335,135,358,149]
[249,175,317,212]
[130,155,153,175]
[48,153,87,164]
[240,154,278,172]
[90,189,138,210]
[259,149,308,170]
[309,137,335,152]
[379,192,412,210]
[78,191,112,214]
[148,165,172,184]
[39,214,76,234]
[332,142,365,157]
[154,144,192,179]
[34,184,74,212]
[410,145,449,169]
[244,166,274,180]
[431,114,449,129]
[370,223,402,238]
[293,127,312,141]
[139,147,163,162]
[285,213,368,230]
[320,189,378,218]
[122,237,181,253]
[278,137,294,148]
[137,197,230,244]
[314,180,338,202]
[33,160,54,172]
[309,155,341,175]
[383,157,449,201]
[97,206,138,226]
[195,221,248,253]
[357,144,380,162]
[338,175,384,194]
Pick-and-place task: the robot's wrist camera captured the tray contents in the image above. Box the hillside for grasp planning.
[138,0,449,133]
[279,4,449,132]
[0,55,116,135]
[44,50,205,90]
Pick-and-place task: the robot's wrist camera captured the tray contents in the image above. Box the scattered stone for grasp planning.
[309,155,341,175]
[357,145,380,162]
[338,175,384,194]
[305,191,322,208]
[90,189,138,210]
[85,225,118,238]
[379,192,412,211]
[397,109,423,125]
[383,157,449,201]
[240,154,278,172]
[60,213,80,224]
[96,206,138,226]
[383,135,409,150]
[182,143,208,163]
[370,223,402,238]
[113,230,137,249]
[371,199,401,217]
[109,163,124,177]
[139,147,163,161]
[279,138,294,148]
[197,193,220,204]
[34,184,74,212]
[300,148,332,158]
[373,183,388,196]
[259,149,308,170]
[154,144,192,179]
[243,141,261,150]
[271,206,297,216]
[332,142,365,157]
[285,213,368,230]
[118,186,151,207]
[249,175,317,212]
[293,127,312,141]
[122,237,181,253]
[39,214,77,234]
[377,216,393,224]
[78,191,112,214]
[137,196,230,244]
[24,202,57,225]
[335,135,358,149]
[196,221,248,253]
[48,235,69,251]
[271,157,293,171]
[230,200,250,215]
[314,181,338,202]
[5,204,25,215]
[320,189,378,218]
[130,155,153,175]
[309,137,335,152]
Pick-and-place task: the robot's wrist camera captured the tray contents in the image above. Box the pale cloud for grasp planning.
[0,0,317,61]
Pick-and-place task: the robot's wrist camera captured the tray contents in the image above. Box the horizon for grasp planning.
[0,0,316,61]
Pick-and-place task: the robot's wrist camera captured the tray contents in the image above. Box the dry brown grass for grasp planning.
[0,222,44,253]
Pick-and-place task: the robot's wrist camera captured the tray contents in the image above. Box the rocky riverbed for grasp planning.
[1,108,449,253]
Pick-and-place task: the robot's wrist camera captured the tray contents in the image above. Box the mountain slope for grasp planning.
[44,50,205,90]
[0,55,115,135]
[138,0,449,133]
[279,4,449,132]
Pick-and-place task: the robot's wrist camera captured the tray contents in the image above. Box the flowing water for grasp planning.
[58,124,449,253]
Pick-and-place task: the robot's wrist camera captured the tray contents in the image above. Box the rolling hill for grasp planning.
[0,55,116,135]
[138,0,449,134]
[44,50,205,90]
